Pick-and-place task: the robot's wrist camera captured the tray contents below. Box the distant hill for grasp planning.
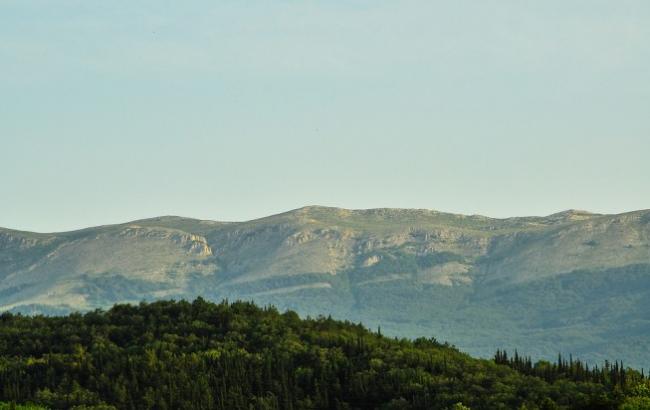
[1,206,649,367]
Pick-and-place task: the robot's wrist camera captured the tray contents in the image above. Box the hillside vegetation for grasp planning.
[1,299,649,409]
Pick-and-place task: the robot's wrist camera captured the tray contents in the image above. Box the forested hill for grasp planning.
[1,299,649,409]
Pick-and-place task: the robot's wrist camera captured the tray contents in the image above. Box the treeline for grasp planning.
[0,298,648,409]
[495,350,644,388]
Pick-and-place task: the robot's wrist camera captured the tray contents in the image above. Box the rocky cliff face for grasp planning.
[1,206,650,367]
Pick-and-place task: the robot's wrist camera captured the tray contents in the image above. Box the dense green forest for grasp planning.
[0,299,649,409]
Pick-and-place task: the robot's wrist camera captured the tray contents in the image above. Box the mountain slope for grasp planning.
[1,206,649,367]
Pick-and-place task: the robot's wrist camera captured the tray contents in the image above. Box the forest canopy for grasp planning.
[0,298,648,409]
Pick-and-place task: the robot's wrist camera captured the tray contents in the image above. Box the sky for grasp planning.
[1,1,649,232]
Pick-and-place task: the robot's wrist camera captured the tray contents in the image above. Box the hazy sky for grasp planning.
[2,1,649,232]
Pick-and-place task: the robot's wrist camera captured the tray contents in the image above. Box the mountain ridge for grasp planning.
[1,205,628,235]
[1,205,649,367]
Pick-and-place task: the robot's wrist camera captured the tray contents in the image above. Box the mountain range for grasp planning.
[1,206,649,368]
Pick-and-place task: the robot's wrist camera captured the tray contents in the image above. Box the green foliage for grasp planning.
[620,397,650,410]
[0,404,45,410]
[0,298,643,409]
[620,381,650,409]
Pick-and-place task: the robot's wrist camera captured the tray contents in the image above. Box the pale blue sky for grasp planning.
[2,1,649,232]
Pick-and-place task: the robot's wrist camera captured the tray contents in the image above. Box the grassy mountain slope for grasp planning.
[1,206,649,367]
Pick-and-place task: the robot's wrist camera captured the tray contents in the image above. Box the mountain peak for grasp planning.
[546,209,599,223]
